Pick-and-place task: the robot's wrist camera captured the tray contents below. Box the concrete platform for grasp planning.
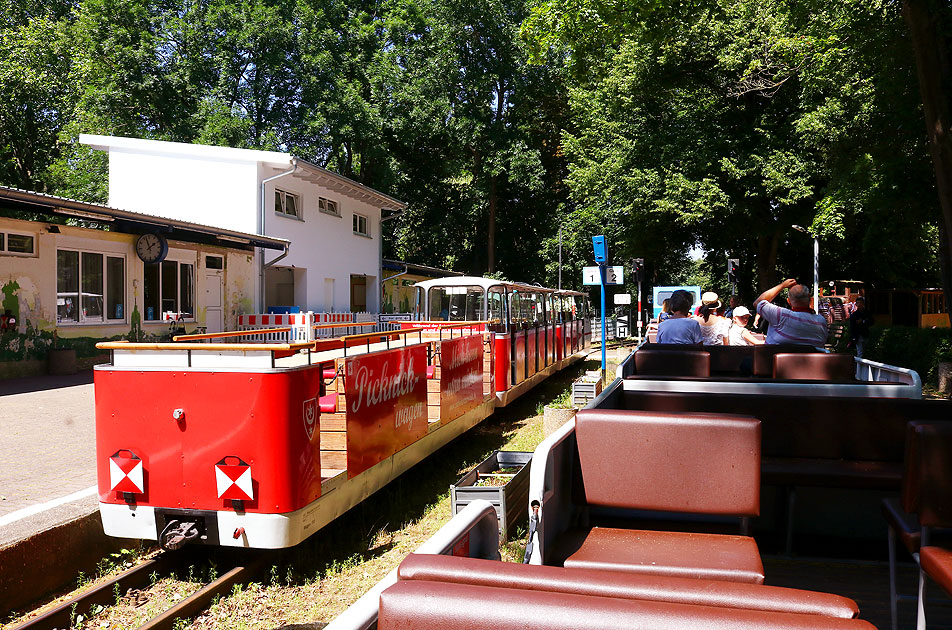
[0,370,128,616]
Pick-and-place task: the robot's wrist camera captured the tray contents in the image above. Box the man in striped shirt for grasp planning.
[754,279,828,349]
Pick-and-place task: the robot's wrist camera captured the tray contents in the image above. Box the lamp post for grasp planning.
[791,225,819,308]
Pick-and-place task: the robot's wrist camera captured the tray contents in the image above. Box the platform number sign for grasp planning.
[583,266,624,285]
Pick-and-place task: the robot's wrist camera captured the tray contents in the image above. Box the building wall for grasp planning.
[261,165,381,312]
[107,148,261,234]
[100,142,384,313]
[0,216,256,375]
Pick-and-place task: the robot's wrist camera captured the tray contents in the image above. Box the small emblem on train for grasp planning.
[303,397,317,441]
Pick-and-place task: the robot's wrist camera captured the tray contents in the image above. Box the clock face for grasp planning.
[136,233,168,264]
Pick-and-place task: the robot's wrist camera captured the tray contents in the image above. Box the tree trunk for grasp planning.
[488,175,498,273]
[903,0,952,314]
[755,231,780,292]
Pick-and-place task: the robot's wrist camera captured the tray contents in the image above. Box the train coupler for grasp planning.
[159,519,202,550]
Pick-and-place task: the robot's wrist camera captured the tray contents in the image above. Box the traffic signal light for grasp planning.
[633,258,645,283]
[727,258,739,284]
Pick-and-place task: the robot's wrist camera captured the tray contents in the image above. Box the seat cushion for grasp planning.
[398,553,859,618]
[559,526,764,584]
[319,394,337,413]
[378,581,875,630]
[921,546,952,595]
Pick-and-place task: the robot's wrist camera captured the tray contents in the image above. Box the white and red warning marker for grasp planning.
[215,456,254,501]
[109,450,144,494]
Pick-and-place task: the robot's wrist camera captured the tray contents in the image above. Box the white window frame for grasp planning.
[274,188,302,220]
[1,230,37,257]
[56,248,126,325]
[143,252,197,322]
[319,196,340,217]
[353,213,370,238]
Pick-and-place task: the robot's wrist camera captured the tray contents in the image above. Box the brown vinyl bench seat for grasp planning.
[554,527,764,583]
[378,580,877,630]
[397,553,858,618]
[559,409,764,580]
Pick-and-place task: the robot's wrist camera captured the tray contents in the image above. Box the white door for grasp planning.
[205,272,223,333]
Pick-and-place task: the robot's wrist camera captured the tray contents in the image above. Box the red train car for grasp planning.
[94,277,591,549]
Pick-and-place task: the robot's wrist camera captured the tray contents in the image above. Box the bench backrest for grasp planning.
[911,422,952,528]
[634,349,710,377]
[753,344,816,376]
[574,409,761,516]
[707,345,755,374]
[618,390,952,462]
[378,580,874,630]
[773,353,855,381]
[396,553,859,618]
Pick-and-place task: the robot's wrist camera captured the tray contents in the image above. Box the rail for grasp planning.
[96,340,312,352]
[172,327,293,342]
[10,552,264,630]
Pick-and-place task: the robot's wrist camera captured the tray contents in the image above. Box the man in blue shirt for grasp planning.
[657,290,702,344]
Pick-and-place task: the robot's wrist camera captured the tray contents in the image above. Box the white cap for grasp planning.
[733,306,750,318]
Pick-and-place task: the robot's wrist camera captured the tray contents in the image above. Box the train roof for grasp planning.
[413,276,589,297]
[414,276,565,294]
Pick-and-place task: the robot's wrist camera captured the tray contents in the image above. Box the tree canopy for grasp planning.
[1,0,949,307]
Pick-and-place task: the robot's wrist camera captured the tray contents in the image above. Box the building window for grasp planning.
[143,260,194,321]
[56,249,125,323]
[353,213,369,237]
[274,189,301,219]
[205,255,224,270]
[1,231,35,255]
[319,197,340,217]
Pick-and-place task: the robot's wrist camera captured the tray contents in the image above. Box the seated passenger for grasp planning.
[658,298,672,322]
[726,306,763,346]
[696,292,729,346]
[657,290,702,344]
[753,279,828,349]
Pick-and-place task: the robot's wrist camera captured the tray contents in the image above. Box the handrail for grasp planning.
[313,322,377,330]
[412,320,493,327]
[96,341,313,352]
[173,327,293,342]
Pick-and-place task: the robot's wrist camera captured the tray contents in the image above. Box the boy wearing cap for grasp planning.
[727,306,763,346]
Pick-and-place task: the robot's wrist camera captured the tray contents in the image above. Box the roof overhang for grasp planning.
[0,186,289,251]
[293,159,406,212]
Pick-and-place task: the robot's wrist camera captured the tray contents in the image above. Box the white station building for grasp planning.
[80,135,407,314]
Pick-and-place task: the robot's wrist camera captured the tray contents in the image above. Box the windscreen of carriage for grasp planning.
[427,286,486,321]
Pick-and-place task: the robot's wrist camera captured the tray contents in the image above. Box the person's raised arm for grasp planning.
[754,278,797,309]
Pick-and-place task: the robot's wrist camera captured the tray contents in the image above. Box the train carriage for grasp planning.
[93,276,591,550]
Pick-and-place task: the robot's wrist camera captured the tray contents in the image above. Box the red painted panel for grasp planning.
[345,345,429,478]
[513,331,526,385]
[494,334,510,393]
[526,329,537,377]
[440,335,484,423]
[95,366,323,513]
[555,324,564,361]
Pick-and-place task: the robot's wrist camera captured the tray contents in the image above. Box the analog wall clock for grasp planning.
[136,232,169,264]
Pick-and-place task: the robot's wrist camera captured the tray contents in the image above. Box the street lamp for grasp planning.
[791,225,819,309]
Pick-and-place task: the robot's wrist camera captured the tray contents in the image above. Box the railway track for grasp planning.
[11,550,265,630]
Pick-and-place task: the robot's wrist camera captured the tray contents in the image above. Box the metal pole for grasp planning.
[813,236,820,310]
[599,264,607,379]
[636,278,643,342]
[558,227,562,291]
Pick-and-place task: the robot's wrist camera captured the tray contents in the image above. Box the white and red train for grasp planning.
[94,277,591,549]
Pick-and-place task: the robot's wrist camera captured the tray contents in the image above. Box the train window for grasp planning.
[427,286,486,321]
[488,288,505,326]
